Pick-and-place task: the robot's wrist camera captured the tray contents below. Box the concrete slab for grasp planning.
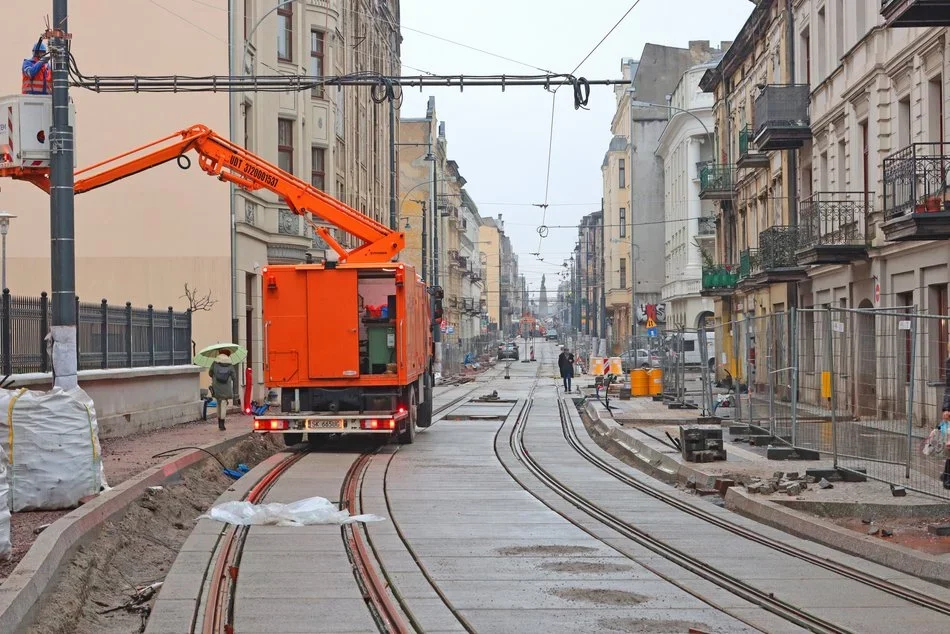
[232,598,377,633]
[236,573,364,600]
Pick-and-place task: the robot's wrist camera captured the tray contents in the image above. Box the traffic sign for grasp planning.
[647,326,658,337]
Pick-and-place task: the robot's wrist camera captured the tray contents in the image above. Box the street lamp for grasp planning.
[0,212,16,291]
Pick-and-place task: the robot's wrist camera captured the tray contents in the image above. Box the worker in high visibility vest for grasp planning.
[22,39,52,95]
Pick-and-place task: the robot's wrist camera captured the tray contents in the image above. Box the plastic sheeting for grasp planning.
[200,496,386,527]
[0,387,106,512]
[0,445,10,559]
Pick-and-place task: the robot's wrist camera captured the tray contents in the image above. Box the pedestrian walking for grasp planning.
[209,351,238,431]
[558,347,575,393]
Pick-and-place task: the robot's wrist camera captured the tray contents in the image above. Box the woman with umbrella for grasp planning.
[194,344,246,431]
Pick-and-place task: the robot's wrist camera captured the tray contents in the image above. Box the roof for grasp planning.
[699,0,774,93]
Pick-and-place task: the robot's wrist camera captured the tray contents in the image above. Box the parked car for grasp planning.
[545,329,559,341]
[666,332,716,368]
[620,348,660,372]
[498,343,520,361]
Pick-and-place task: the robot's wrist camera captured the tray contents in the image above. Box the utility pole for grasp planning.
[429,132,441,375]
[389,100,397,229]
[49,0,77,390]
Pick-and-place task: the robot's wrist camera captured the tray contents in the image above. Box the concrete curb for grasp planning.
[725,487,950,586]
[0,432,252,634]
[582,394,950,587]
[144,449,291,634]
[583,397,717,488]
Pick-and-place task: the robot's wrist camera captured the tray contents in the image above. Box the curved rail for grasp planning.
[496,383,854,634]
[561,394,950,618]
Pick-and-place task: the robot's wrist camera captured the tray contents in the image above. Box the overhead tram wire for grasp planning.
[533,0,643,257]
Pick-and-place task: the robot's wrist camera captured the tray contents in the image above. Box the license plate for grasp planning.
[306,419,344,430]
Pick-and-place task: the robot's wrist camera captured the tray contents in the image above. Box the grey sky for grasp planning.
[399,0,754,295]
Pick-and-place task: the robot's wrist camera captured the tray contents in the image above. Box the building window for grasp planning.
[801,28,811,86]
[311,147,326,190]
[619,159,626,189]
[310,31,325,99]
[277,2,293,62]
[244,0,252,39]
[619,258,627,289]
[898,96,911,148]
[278,118,294,174]
[619,207,627,238]
[243,103,253,151]
[934,284,948,380]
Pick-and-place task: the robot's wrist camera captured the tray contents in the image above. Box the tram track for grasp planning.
[496,378,851,634]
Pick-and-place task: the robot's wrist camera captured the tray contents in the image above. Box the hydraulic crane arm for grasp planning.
[17,124,404,264]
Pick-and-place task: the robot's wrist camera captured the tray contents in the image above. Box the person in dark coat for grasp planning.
[558,347,575,393]
[209,352,238,431]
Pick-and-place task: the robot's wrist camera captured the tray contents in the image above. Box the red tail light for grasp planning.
[254,419,288,431]
[388,419,396,429]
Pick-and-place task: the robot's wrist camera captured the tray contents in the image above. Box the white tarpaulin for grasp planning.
[200,496,385,527]
[0,444,10,559]
[0,387,106,511]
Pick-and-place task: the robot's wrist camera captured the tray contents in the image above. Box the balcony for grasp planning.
[738,249,760,285]
[697,214,717,237]
[753,85,811,151]
[754,226,807,283]
[882,0,950,27]
[736,125,769,169]
[700,265,739,297]
[881,143,950,241]
[699,164,735,200]
[797,192,871,265]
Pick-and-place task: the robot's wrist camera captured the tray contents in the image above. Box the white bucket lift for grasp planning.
[0,94,76,171]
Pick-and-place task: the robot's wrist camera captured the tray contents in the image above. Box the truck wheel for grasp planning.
[397,388,418,445]
[283,433,303,447]
[417,382,433,428]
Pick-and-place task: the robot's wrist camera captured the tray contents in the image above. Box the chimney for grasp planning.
[721,40,733,53]
[688,40,712,63]
[498,213,504,231]
[439,121,446,138]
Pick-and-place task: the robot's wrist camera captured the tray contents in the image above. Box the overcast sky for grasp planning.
[398,0,754,296]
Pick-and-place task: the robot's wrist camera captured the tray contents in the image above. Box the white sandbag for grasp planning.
[200,496,385,527]
[0,386,105,511]
[0,444,10,560]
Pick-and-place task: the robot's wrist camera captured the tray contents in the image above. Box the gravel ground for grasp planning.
[0,414,255,584]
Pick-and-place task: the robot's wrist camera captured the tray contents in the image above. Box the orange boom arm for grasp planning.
[19,124,404,264]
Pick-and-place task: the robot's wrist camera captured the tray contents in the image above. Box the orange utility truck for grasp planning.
[5,120,435,445]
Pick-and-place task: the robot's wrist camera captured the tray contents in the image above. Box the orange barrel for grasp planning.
[648,368,663,396]
[590,356,605,376]
[608,356,623,376]
[630,369,649,397]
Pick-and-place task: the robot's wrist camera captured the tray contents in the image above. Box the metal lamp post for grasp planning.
[0,212,16,291]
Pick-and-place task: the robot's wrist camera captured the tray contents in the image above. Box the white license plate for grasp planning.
[306,419,344,430]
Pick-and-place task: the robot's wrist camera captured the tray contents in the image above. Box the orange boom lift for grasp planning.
[8,124,435,444]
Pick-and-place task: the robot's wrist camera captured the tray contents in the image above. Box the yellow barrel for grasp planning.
[648,368,663,396]
[608,356,623,376]
[590,356,605,376]
[630,369,649,397]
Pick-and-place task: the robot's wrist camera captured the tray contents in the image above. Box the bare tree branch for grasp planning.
[181,283,218,312]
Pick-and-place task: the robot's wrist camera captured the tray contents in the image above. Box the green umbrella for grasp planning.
[193,343,248,368]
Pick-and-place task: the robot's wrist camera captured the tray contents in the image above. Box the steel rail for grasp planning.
[563,396,950,617]
[341,450,411,634]
[496,383,852,634]
[200,450,307,634]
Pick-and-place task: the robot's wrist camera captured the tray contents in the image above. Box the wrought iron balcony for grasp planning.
[882,0,950,28]
[698,215,717,236]
[753,85,811,151]
[882,142,950,240]
[797,192,871,264]
[700,264,739,297]
[753,226,807,283]
[699,164,735,200]
[739,249,759,281]
[737,125,769,169]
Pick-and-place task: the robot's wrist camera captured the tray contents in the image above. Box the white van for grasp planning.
[669,332,716,368]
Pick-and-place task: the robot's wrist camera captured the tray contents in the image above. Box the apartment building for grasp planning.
[459,190,486,345]
[656,55,723,330]
[237,0,401,396]
[578,210,605,347]
[0,3,230,366]
[699,0,802,377]
[602,43,723,352]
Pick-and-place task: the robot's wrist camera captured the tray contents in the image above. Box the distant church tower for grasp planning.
[539,275,549,318]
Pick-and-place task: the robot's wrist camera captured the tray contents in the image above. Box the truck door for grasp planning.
[307,269,360,379]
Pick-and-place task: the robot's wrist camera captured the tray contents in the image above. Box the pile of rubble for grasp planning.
[744,471,834,496]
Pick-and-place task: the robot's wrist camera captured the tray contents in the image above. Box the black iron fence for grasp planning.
[0,289,193,375]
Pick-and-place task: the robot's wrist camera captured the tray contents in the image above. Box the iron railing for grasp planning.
[701,265,739,291]
[757,225,801,271]
[698,215,717,236]
[0,289,192,375]
[739,249,759,279]
[753,84,810,136]
[883,142,950,221]
[699,164,735,195]
[798,192,870,250]
[738,124,754,158]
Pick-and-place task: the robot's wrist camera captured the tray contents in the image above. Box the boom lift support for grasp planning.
[7,124,405,264]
